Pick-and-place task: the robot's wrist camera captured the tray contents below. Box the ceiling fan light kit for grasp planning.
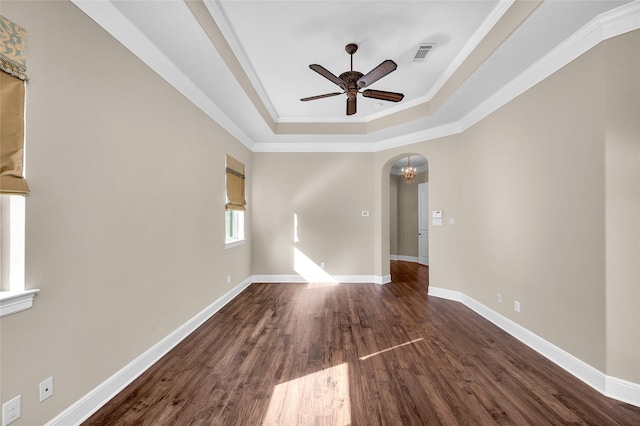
[301,43,404,116]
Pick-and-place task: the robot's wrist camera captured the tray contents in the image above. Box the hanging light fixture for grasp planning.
[401,155,417,184]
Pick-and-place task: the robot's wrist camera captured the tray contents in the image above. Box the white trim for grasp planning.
[252,274,391,285]
[397,255,419,263]
[214,0,513,125]
[390,255,421,263]
[202,0,279,122]
[47,278,638,424]
[458,0,640,136]
[46,277,253,426]
[606,376,640,407]
[251,142,377,153]
[224,239,245,250]
[71,1,639,154]
[428,286,640,408]
[257,2,640,153]
[0,289,40,317]
[70,0,254,151]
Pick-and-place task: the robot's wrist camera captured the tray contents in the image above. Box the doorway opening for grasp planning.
[389,154,429,275]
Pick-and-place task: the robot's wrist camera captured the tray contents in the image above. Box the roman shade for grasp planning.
[225,155,246,211]
[0,15,30,194]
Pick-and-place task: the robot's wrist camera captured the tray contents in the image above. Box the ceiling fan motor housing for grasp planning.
[339,70,364,98]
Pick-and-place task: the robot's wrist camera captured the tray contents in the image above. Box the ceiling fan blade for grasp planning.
[346,97,357,115]
[300,92,343,102]
[362,89,404,102]
[356,60,397,89]
[309,64,347,89]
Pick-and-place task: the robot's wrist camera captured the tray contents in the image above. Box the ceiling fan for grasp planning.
[301,43,404,116]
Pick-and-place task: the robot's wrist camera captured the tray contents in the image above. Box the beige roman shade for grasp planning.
[225,155,246,211]
[0,15,30,194]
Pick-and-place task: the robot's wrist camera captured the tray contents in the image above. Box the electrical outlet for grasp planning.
[40,376,54,402]
[514,300,521,313]
[320,262,325,269]
[497,293,502,303]
[2,395,21,426]
[227,275,231,284]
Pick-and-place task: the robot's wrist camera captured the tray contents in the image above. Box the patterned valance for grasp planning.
[0,15,28,81]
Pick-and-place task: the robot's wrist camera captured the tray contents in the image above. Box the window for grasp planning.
[225,155,246,249]
[225,210,244,245]
[1,194,25,292]
[0,15,38,316]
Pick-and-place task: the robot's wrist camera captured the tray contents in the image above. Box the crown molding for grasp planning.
[71,0,640,154]
[266,0,640,153]
[457,0,640,135]
[71,0,255,151]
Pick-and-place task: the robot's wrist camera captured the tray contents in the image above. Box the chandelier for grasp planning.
[401,156,417,183]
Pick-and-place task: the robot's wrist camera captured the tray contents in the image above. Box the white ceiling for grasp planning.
[72,0,638,152]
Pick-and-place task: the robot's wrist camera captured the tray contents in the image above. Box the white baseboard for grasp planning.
[252,274,391,285]
[46,277,253,426]
[428,286,640,408]
[399,255,419,263]
[51,278,637,426]
[390,255,420,263]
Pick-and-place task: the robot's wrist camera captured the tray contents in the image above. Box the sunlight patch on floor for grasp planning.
[262,363,351,425]
[359,338,425,361]
[294,247,338,287]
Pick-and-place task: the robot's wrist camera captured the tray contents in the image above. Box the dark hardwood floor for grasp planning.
[84,261,640,425]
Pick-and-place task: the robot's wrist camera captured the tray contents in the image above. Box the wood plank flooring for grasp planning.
[84,261,640,425]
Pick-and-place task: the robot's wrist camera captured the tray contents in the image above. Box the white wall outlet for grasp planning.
[361,210,369,217]
[2,395,21,426]
[320,262,325,269]
[449,218,455,225]
[227,275,231,284]
[39,376,54,402]
[514,300,521,313]
[497,293,502,303]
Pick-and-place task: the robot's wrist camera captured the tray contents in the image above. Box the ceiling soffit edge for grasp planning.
[196,0,278,130]
[205,0,539,135]
[261,2,640,153]
[71,0,256,151]
[279,0,540,133]
[71,1,640,153]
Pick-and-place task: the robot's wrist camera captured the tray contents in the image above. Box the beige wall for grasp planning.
[604,31,640,382]
[376,31,639,381]
[252,152,375,277]
[0,2,637,424]
[0,2,251,425]
[389,175,399,256]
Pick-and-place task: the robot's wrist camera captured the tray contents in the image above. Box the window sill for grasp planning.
[225,239,245,250]
[0,289,40,317]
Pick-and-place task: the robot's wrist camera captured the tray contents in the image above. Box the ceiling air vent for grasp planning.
[413,43,435,63]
